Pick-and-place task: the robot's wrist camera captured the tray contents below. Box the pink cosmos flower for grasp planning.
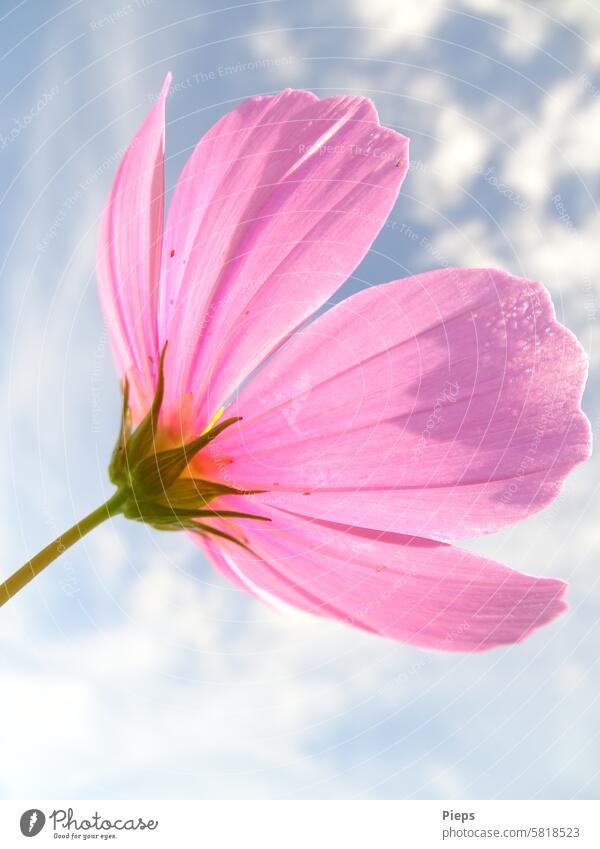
[1,74,590,652]
[94,72,592,651]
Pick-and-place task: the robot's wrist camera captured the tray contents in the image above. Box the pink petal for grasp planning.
[196,502,568,651]
[158,88,409,429]
[96,74,170,422]
[215,268,590,539]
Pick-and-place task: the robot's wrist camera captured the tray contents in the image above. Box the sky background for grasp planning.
[0,0,599,800]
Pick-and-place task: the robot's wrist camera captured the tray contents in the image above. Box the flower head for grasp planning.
[96,74,591,651]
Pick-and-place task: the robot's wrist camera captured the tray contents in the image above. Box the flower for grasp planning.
[92,74,591,652]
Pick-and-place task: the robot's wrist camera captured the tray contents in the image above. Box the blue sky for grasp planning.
[0,0,599,799]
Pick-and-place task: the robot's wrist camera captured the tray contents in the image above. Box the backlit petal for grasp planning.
[198,502,568,651]
[158,88,409,430]
[215,268,591,539]
[97,74,170,421]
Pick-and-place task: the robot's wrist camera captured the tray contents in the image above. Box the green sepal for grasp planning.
[130,416,241,497]
[108,377,132,486]
[106,344,266,550]
[154,479,265,508]
[121,498,263,551]
[122,343,167,468]
[123,501,270,526]
[191,523,254,552]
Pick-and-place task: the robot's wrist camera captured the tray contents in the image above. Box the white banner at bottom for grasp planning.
[0,800,598,848]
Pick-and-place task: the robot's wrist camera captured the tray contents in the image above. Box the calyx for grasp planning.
[108,345,267,545]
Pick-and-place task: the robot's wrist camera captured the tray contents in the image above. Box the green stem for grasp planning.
[0,489,128,608]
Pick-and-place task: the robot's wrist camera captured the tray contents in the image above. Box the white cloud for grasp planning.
[352,0,445,52]
[502,77,600,204]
